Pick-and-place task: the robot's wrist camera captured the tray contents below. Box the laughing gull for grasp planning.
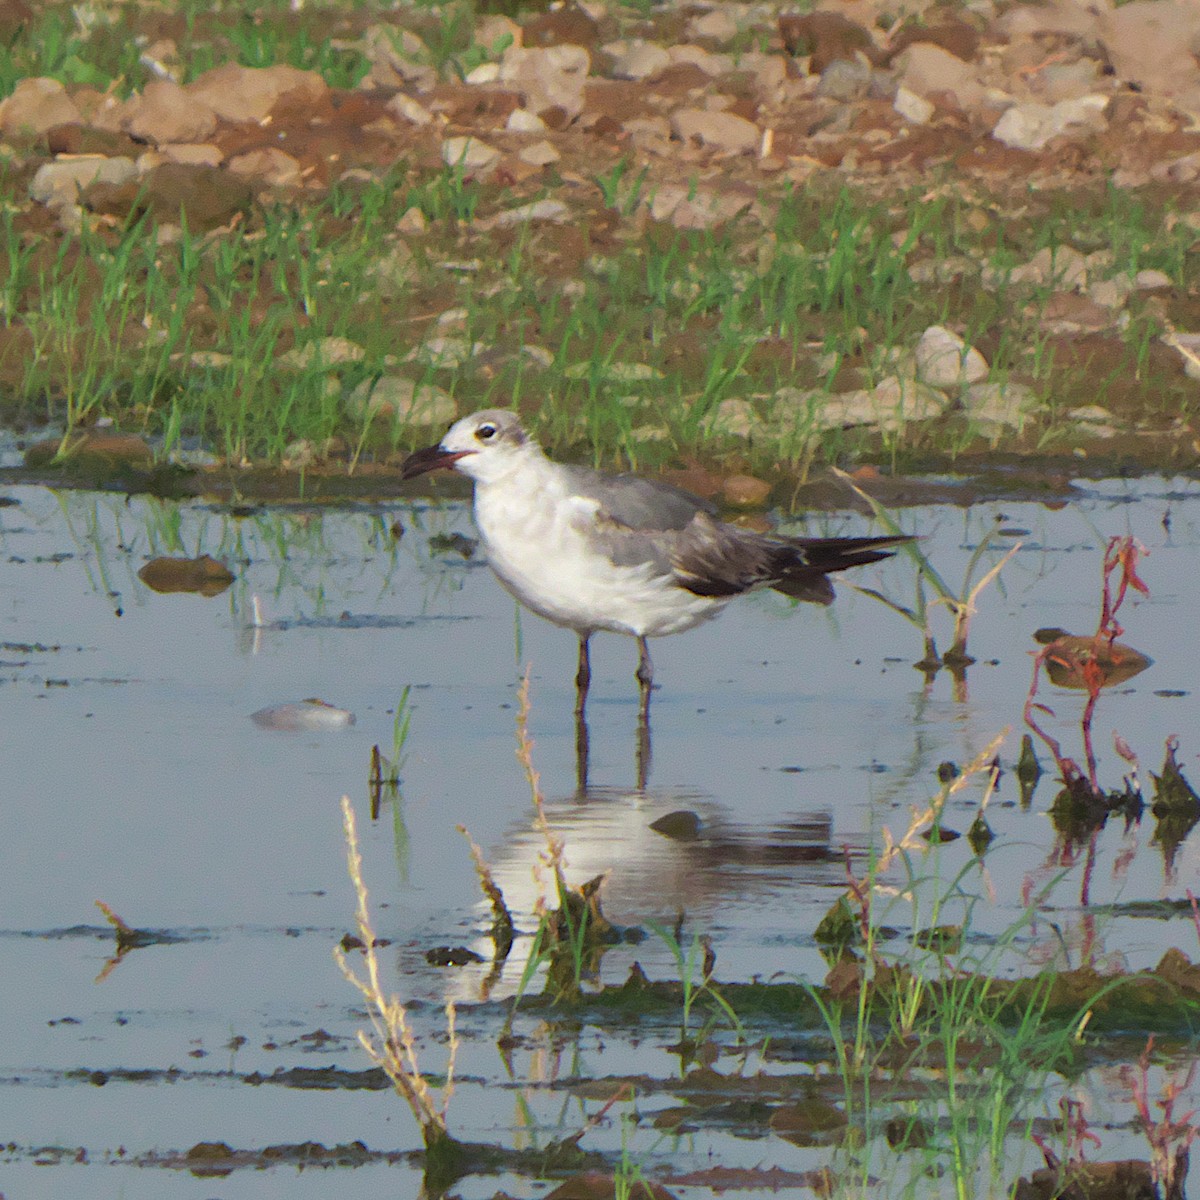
[402,409,910,713]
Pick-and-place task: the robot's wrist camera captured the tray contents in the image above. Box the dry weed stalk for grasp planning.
[838,733,1005,946]
[514,670,565,870]
[334,795,458,1150]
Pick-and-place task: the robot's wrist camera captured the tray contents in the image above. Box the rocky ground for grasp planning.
[2,0,1200,496]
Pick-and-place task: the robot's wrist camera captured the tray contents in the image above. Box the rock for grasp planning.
[124,79,217,144]
[564,361,663,383]
[892,43,987,112]
[517,139,560,166]
[441,136,501,170]
[722,474,771,507]
[1034,58,1100,102]
[138,554,235,597]
[786,377,948,433]
[667,45,732,77]
[1088,277,1132,310]
[609,41,671,80]
[1067,405,1117,437]
[404,337,482,368]
[498,44,590,121]
[506,107,546,133]
[1102,0,1200,103]
[688,9,738,41]
[908,254,978,284]
[149,143,224,168]
[894,86,935,124]
[464,62,500,85]
[991,95,1108,151]
[226,147,304,188]
[0,77,81,136]
[1040,292,1113,334]
[251,700,355,731]
[712,398,764,438]
[1135,268,1172,290]
[1006,245,1089,289]
[961,381,1039,433]
[915,326,989,387]
[187,63,328,124]
[671,108,759,154]
[816,57,873,101]
[476,199,569,229]
[347,376,456,425]
[278,338,367,370]
[29,156,138,208]
[387,93,435,126]
[649,184,754,229]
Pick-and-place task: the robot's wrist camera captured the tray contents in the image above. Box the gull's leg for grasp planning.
[574,634,591,717]
[635,701,652,791]
[636,636,653,721]
[575,706,590,796]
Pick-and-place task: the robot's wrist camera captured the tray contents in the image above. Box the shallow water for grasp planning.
[1,479,1198,1196]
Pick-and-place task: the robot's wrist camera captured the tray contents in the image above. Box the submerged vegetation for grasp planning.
[331,536,1200,1199]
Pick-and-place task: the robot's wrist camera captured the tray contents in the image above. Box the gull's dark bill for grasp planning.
[400,444,475,480]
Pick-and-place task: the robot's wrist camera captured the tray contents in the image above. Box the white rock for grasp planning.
[346,375,457,425]
[1135,268,1172,290]
[915,326,989,387]
[405,337,482,368]
[1008,245,1089,289]
[464,62,501,84]
[498,44,590,121]
[688,9,738,40]
[478,199,570,228]
[506,107,546,133]
[894,86,934,124]
[711,397,763,438]
[991,94,1108,151]
[387,93,435,126]
[518,139,560,166]
[441,136,500,169]
[564,361,663,382]
[893,43,987,112]
[29,157,138,207]
[611,41,671,80]
[1088,277,1131,309]
[278,337,367,370]
[251,700,355,732]
[671,107,759,154]
[783,378,947,433]
[962,381,1038,432]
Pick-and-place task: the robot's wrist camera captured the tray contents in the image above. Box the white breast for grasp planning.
[472,470,725,638]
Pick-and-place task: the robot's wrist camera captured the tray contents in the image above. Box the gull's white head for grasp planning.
[401,409,537,485]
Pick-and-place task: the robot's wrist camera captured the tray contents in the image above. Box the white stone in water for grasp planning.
[251,700,356,731]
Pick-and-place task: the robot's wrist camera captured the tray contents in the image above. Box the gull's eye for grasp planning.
[476,423,498,442]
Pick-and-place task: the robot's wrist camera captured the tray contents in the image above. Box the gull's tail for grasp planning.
[772,534,914,605]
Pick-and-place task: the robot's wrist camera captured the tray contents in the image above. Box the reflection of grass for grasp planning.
[803,737,1118,1200]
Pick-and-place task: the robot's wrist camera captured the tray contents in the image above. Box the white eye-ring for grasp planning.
[476,423,498,442]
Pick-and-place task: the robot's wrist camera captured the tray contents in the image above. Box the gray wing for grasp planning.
[560,465,717,530]
[562,464,783,593]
